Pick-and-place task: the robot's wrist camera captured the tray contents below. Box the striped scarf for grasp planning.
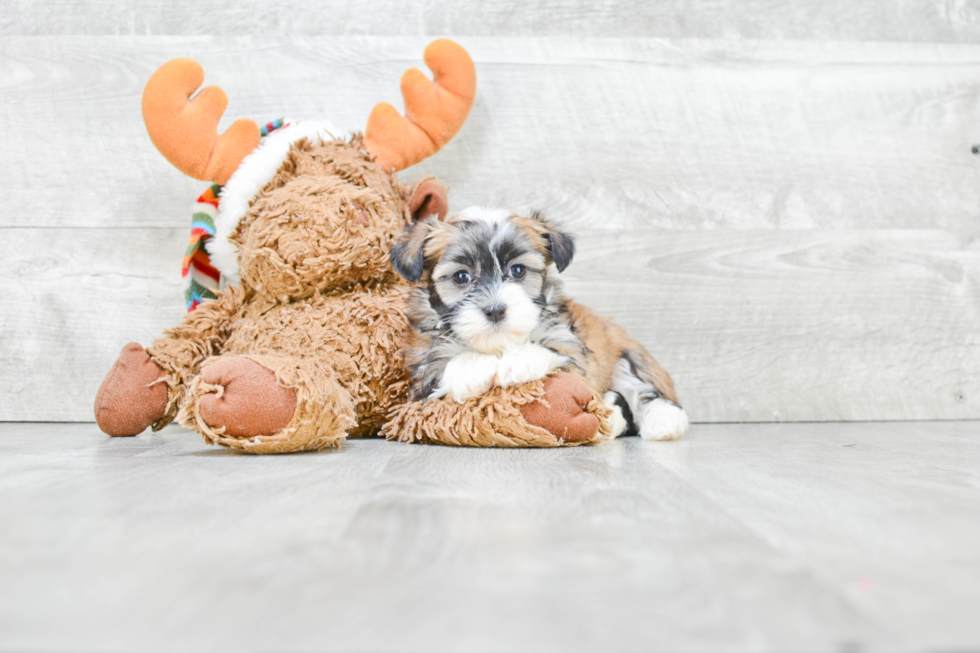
[182,119,289,311]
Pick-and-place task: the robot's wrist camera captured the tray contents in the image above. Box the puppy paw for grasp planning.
[603,391,629,439]
[638,399,689,441]
[438,352,501,403]
[497,343,566,388]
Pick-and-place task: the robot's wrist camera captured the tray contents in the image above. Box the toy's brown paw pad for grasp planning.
[521,373,600,443]
[198,358,297,437]
[94,342,168,436]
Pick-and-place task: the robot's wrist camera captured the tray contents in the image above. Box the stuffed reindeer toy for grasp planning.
[94,40,609,453]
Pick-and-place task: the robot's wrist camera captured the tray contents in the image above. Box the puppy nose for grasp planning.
[483,303,507,323]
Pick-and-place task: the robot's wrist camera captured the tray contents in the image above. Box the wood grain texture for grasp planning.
[0,228,187,421]
[4,0,980,42]
[2,421,979,650]
[2,38,980,231]
[564,228,980,423]
[2,36,979,422]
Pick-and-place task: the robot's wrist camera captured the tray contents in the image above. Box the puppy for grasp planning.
[391,206,689,440]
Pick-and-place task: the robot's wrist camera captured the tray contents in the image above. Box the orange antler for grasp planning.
[142,59,261,185]
[364,39,477,171]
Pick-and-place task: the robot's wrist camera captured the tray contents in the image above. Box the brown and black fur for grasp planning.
[392,210,584,399]
[390,209,686,439]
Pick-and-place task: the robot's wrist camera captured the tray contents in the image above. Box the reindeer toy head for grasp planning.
[93,40,607,453]
[143,41,472,309]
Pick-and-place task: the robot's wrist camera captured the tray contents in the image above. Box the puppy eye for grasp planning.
[452,270,472,285]
[509,264,526,280]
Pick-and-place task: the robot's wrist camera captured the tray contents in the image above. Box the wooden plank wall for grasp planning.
[2,2,979,423]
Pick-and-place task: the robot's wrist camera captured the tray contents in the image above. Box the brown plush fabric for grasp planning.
[93,343,168,436]
[147,288,242,429]
[146,138,416,451]
[235,138,406,301]
[218,286,414,437]
[179,354,356,454]
[382,372,609,447]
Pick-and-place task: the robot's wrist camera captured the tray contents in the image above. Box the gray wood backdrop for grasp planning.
[2,1,979,423]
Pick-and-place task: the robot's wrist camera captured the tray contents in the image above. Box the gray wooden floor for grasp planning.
[2,421,978,652]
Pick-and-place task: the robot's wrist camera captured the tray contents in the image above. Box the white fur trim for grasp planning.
[207,120,341,286]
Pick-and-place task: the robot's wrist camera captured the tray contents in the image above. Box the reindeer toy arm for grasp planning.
[94,40,605,453]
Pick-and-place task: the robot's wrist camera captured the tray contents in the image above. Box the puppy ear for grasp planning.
[530,211,576,272]
[390,220,431,282]
[405,177,448,224]
[547,231,575,272]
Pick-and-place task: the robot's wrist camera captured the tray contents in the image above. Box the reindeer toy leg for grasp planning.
[95,40,605,453]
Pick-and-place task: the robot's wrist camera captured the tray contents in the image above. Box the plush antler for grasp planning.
[142,59,261,185]
[364,39,477,172]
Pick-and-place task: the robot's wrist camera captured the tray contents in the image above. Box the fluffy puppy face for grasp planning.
[391,206,575,355]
